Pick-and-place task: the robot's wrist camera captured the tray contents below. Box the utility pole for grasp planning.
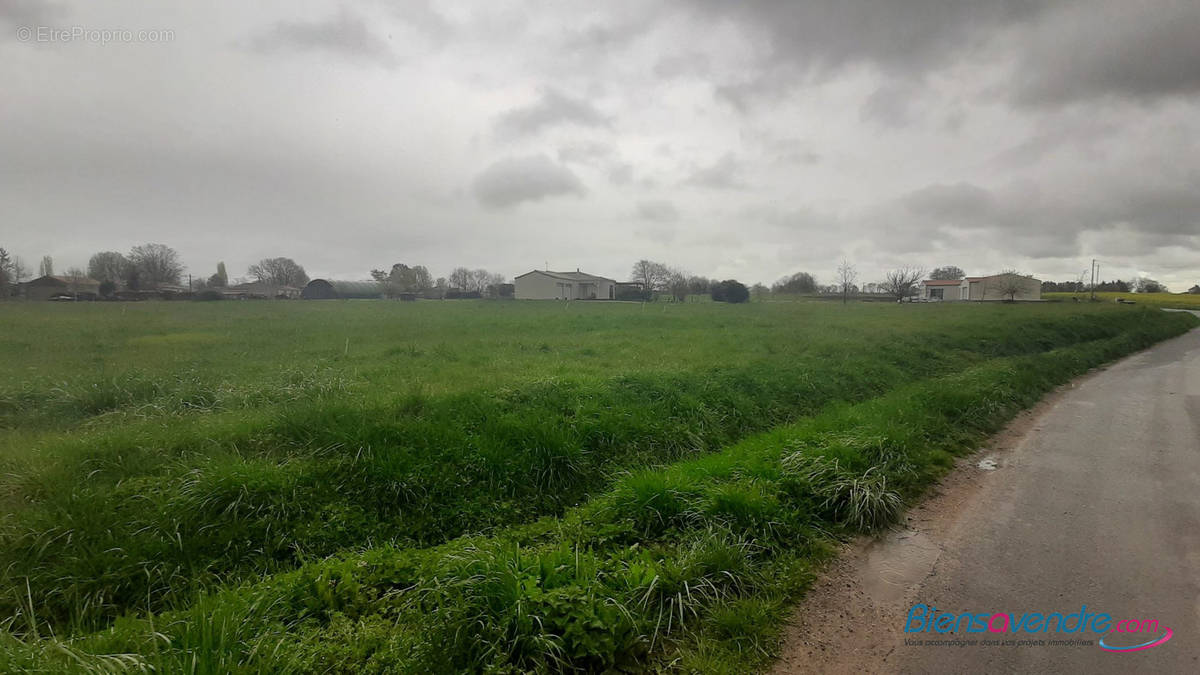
[1090,259,1096,301]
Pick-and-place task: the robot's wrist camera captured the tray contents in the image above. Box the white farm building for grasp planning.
[920,273,1042,301]
[514,270,617,300]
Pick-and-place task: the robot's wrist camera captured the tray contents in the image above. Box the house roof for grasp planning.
[24,275,101,287]
[968,273,1041,282]
[515,270,616,283]
[922,279,963,286]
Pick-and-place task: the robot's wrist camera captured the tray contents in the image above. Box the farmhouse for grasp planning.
[301,279,381,300]
[921,273,1042,301]
[514,270,616,300]
[20,275,101,301]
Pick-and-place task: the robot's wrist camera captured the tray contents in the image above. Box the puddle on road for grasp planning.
[977,456,999,471]
[861,529,942,604]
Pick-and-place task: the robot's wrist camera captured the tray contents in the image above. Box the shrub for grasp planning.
[194,289,224,301]
[711,280,750,303]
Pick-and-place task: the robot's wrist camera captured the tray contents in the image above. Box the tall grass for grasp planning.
[1,304,1182,633]
[0,305,1192,672]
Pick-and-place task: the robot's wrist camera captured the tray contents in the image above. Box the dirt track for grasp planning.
[774,319,1200,674]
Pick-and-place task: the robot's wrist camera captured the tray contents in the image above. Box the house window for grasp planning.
[930,288,944,300]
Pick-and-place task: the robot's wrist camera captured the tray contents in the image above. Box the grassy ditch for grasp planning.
[0,306,1180,634]
[2,308,1193,672]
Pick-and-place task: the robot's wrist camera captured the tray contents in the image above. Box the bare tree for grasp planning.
[371,263,434,297]
[0,248,11,298]
[992,270,1026,302]
[1074,268,1089,294]
[88,251,128,283]
[929,265,964,280]
[448,266,472,290]
[881,266,925,302]
[39,255,53,277]
[11,256,26,286]
[247,257,309,287]
[129,243,183,286]
[65,266,87,299]
[686,275,711,296]
[836,259,857,304]
[772,271,818,294]
[666,267,690,301]
[630,260,670,295]
[1135,277,1166,293]
[469,268,503,293]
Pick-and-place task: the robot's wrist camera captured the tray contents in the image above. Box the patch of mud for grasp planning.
[771,381,1083,675]
[860,530,941,604]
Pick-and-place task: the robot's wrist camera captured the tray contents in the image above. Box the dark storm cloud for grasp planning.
[4,1,1199,290]
[636,199,679,222]
[690,0,1040,75]
[683,153,745,190]
[693,0,1044,111]
[1012,1,1200,106]
[249,7,396,66]
[903,183,1000,225]
[494,88,610,139]
[890,174,1200,259]
[472,155,585,209]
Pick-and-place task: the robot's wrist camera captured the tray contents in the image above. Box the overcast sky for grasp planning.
[3,0,1199,288]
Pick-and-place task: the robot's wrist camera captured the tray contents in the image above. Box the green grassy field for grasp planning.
[1044,291,1200,309]
[1,300,1195,672]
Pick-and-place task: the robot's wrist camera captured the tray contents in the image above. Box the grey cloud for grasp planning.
[494,88,610,139]
[903,183,999,224]
[636,221,677,245]
[608,163,634,185]
[390,0,454,43]
[654,53,711,79]
[0,0,64,26]
[683,153,745,190]
[860,83,917,128]
[636,199,679,222]
[249,8,396,66]
[1013,1,1200,105]
[694,1,1043,87]
[472,154,585,209]
[557,141,614,166]
[890,175,1200,259]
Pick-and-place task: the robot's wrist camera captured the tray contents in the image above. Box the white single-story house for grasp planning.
[514,270,617,300]
[921,273,1042,301]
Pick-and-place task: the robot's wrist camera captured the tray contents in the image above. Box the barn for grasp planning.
[21,275,101,301]
[514,270,616,300]
[301,279,381,300]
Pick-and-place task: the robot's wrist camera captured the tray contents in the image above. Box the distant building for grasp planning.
[301,279,381,300]
[222,281,302,299]
[21,275,101,301]
[514,270,616,300]
[920,273,1042,301]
